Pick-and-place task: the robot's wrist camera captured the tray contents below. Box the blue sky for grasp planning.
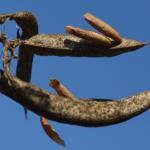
[0,0,150,150]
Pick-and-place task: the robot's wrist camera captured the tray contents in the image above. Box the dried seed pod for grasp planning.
[84,13,122,44]
[50,79,75,100]
[66,26,112,46]
[40,116,65,146]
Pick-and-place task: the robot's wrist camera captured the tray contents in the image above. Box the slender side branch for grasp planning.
[13,12,39,81]
[0,11,38,81]
[50,79,76,100]
[0,70,150,127]
[1,12,39,118]
[0,11,39,118]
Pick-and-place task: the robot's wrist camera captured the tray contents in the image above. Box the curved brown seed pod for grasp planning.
[66,25,112,46]
[50,79,75,100]
[40,116,65,146]
[84,13,122,44]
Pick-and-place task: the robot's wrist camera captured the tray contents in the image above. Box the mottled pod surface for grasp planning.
[0,70,150,127]
[22,34,146,57]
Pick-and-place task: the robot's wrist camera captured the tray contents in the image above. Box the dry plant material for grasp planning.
[84,13,122,44]
[0,11,149,147]
[0,32,18,58]
[23,34,146,57]
[0,12,39,119]
[66,25,112,46]
[40,79,76,146]
[40,79,75,147]
[50,79,76,100]
[40,116,65,146]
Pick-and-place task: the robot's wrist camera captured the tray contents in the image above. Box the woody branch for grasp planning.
[0,12,149,127]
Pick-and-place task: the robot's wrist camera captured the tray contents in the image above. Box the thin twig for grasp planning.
[50,79,76,100]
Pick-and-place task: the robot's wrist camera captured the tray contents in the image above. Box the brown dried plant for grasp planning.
[0,11,149,146]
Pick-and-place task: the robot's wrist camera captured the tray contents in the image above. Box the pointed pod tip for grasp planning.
[122,39,149,50]
[66,26,76,34]
[57,140,66,147]
[143,42,149,46]
[139,42,149,48]
[83,12,91,18]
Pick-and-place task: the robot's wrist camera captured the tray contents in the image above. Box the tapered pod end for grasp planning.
[143,42,149,46]
[128,40,148,48]
[110,38,148,53]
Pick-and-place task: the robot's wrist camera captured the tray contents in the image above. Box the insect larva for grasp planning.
[83,13,122,44]
[50,79,75,100]
[66,25,112,46]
